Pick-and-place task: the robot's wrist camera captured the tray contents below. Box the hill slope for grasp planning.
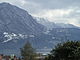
[0,2,44,35]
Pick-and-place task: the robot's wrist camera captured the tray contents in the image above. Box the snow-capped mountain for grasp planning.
[35,17,78,30]
[0,2,80,56]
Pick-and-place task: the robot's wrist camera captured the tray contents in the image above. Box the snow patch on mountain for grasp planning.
[2,32,35,43]
[34,17,79,30]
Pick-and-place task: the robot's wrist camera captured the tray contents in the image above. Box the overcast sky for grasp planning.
[0,0,80,26]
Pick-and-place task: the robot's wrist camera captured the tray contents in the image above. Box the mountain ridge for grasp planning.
[0,2,80,56]
[35,17,79,30]
[0,2,45,35]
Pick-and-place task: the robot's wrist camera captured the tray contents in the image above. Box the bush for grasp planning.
[46,41,80,60]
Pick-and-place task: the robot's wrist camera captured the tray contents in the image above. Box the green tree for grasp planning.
[46,41,80,60]
[21,41,37,60]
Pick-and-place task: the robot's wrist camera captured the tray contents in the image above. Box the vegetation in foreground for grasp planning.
[45,41,80,60]
[0,41,80,60]
[20,41,37,60]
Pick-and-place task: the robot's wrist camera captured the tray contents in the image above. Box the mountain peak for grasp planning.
[0,2,44,34]
[0,2,29,14]
[0,2,14,9]
[0,2,11,6]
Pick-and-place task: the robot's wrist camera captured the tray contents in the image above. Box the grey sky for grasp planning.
[0,0,80,26]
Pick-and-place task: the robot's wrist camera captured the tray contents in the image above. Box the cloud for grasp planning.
[32,7,80,26]
[0,0,80,26]
[26,0,80,9]
[32,8,74,18]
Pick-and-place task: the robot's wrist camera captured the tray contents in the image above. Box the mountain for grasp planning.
[35,17,78,30]
[0,2,45,56]
[0,2,80,56]
[32,17,80,54]
[0,2,44,35]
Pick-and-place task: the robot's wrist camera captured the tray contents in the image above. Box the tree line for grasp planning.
[21,41,80,60]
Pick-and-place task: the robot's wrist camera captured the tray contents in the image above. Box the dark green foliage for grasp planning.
[45,41,80,60]
[21,41,37,60]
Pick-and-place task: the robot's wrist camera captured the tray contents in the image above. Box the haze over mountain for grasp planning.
[35,17,79,30]
[0,2,80,56]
